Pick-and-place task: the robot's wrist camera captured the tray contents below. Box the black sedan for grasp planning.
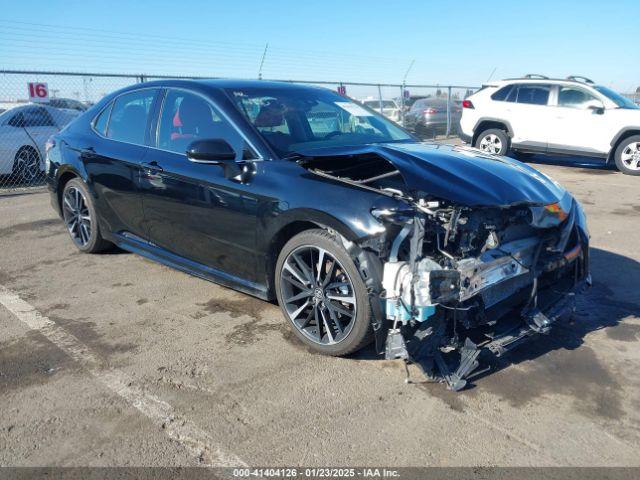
[46,80,590,389]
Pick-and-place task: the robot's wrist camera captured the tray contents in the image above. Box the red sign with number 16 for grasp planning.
[28,82,49,103]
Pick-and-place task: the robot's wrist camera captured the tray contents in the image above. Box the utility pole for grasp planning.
[258,43,269,80]
[402,59,415,85]
[400,60,415,127]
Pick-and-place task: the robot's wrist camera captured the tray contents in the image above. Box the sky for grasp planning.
[0,0,638,100]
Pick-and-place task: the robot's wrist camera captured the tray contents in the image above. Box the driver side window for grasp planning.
[157,90,246,159]
[558,87,602,109]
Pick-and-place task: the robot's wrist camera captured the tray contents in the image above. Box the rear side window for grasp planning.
[23,107,55,127]
[106,89,157,145]
[491,85,513,101]
[93,103,112,135]
[515,84,550,105]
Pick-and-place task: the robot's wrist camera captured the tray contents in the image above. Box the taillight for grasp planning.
[44,136,56,172]
[423,108,438,114]
[45,136,56,155]
[462,100,474,109]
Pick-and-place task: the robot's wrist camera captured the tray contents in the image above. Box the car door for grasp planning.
[140,88,262,282]
[83,88,160,241]
[0,109,30,174]
[503,83,552,148]
[546,85,610,155]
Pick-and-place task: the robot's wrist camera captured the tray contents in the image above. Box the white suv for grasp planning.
[459,75,640,175]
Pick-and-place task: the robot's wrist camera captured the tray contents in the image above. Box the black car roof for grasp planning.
[118,78,325,93]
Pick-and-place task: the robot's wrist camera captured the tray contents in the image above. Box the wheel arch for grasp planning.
[15,144,40,159]
[55,167,84,213]
[263,212,361,300]
[608,128,640,163]
[472,118,514,145]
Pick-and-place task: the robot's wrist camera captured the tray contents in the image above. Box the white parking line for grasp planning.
[0,285,246,468]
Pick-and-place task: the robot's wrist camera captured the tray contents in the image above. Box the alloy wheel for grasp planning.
[479,134,503,154]
[62,186,92,247]
[620,141,640,171]
[279,245,357,345]
[15,150,41,183]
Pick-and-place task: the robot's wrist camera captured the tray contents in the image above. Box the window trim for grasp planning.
[89,86,160,147]
[92,101,114,137]
[490,84,514,102]
[150,87,263,161]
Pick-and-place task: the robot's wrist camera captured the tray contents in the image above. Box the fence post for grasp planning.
[446,86,452,137]
[400,84,405,127]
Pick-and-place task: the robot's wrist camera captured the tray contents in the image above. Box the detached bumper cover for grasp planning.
[484,275,590,358]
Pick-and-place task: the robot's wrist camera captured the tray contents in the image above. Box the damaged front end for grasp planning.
[296,144,591,390]
[379,197,590,391]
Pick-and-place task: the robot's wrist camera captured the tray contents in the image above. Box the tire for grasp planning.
[614,135,640,175]
[275,229,372,356]
[61,178,112,253]
[12,147,43,184]
[474,128,510,155]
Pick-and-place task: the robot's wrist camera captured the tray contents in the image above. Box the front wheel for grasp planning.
[275,229,372,356]
[474,128,509,155]
[614,135,640,175]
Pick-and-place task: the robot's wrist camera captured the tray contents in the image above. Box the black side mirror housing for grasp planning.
[186,139,236,163]
[588,105,605,115]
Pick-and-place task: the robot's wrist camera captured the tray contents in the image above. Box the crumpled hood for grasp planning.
[295,142,568,208]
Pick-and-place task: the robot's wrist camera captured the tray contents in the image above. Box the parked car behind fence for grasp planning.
[403,98,461,138]
[0,104,80,187]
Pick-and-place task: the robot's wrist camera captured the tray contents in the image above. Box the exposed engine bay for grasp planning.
[297,148,591,390]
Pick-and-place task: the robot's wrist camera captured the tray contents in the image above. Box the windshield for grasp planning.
[594,86,639,109]
[226,86,414,156]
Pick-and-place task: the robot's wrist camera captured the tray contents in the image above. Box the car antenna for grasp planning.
[258,43,269,80]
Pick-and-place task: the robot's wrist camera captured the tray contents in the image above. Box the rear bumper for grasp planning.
[459,131,472,144]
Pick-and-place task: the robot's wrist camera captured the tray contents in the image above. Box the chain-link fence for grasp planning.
[0,70,479,192]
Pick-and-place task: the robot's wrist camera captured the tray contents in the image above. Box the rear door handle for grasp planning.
[81,147,96,158]
[141,161,163,173]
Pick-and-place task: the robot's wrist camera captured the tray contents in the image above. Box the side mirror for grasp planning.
[588,105,605,115]
[186,139,236,163]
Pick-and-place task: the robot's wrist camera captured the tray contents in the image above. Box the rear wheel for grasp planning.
[61,178,112,253]
[275,229,372,356]
[13,148,42,184]
[475,128,509,155]
[614,135,640,175]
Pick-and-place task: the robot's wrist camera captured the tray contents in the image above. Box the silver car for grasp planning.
[0,104,80,183]
[403,98,461,137]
